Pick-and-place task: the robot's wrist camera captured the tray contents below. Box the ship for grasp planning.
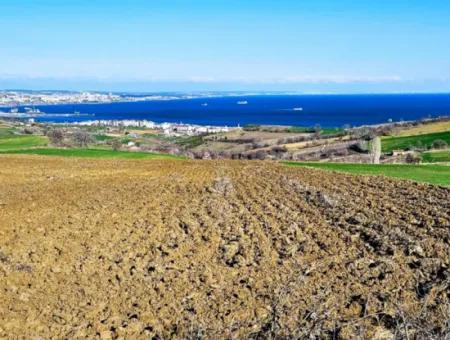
[237,100,248,105]
[24,107,41,114]
[293,107,303,111]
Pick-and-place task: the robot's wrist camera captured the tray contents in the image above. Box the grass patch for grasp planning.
[52,124,106,133]
[173,135,205,148]
[321,127,344,135]
[94,134,115,142]
[0,148,184,160]
[283,161,450,186]
[244,124,344,135]
[0,135,48,151]
[381,131,450,152]
[160,135,205,148]
[285,126,343,135]
[0,127,18,137]
[421,150,450,163]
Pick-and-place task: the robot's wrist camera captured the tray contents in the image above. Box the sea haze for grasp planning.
[20,94,450,127]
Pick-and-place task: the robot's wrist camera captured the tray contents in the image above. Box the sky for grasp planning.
[0,0,450,92]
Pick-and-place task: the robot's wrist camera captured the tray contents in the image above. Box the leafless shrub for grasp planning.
[277,135,309,145]
[231,153,242,160]
[47,129,65,146]
[352,127,377,140]
[111,139,122,151]
[23,127,36,134]
[270,145,288,154]
[209,151,219,159]
[405,153,421,164]
[71,130,93,147]
[255,150,268,160]
[313,124,322,139]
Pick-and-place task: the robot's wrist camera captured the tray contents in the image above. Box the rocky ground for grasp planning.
[0,155,449,339]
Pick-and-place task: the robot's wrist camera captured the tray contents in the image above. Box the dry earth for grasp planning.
[0,155,449,339]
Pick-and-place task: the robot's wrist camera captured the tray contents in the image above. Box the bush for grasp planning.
[405,153,421,164]
[412,140,426,151]
[71,130,94,147]
[23,127,35,135]
[47,129,65,145]
[231,153,241,160]
[352,127,377,140]
[313,124,321,138]
[255,150,268,160]
[271,145,288,153]
[349,141,369,153]
[432,139,448,149]
[111,139,122,151]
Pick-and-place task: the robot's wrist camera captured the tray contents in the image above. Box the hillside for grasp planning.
[0,156,449,338]
[382,131,450,153]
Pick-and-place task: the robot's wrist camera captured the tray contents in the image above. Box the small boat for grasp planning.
[201,103,208,107]
[293,107,303,111]
[237,100,248,105]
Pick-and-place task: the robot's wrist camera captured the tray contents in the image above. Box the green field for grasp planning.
[242,124,344,135]
[0,135,48,151]
[285,126,344,135]
[0,148,184,160]
[382,131,450,152]
[0,129,182,160]
[94,134,115,142]
[0,127,16,137]
[421,150,450,163]
[284,162,450,186]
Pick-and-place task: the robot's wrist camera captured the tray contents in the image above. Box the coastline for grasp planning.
[1,93,450,128]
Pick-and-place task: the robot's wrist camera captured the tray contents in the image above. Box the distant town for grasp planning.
[76,119,232,136]
[0,90,203,106]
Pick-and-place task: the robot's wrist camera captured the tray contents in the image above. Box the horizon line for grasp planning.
[2,89,450,96]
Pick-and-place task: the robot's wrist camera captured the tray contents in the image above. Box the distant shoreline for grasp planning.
[1,93,450,128]
[2,91,450,108]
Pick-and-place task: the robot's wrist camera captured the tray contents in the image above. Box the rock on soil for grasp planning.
[0,155,449,339]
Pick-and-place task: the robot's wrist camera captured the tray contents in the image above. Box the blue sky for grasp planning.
[1,0,450,92]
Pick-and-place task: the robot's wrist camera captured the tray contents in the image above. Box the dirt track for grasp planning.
[0,155,449,339]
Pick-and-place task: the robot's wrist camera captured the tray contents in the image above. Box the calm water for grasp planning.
[24,94,450,127]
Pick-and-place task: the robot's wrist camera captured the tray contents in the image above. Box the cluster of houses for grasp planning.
[76,119,232,136]
[163,123,231,136]
[78,119,157,128]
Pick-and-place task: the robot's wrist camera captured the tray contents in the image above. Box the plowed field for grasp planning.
[0,155,449,339]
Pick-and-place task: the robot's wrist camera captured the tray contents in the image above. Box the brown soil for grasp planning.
[0,155,449,339]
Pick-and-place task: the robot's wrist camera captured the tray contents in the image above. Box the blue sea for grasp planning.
[19,94,450,127]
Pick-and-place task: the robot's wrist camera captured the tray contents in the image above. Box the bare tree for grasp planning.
[255,150,268,160]
[71,130,93,147]
[352,127,376,140]
[47,129,64,146]
[405,153,421,164]
[111,139,122,151]
[313,124,322,139]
